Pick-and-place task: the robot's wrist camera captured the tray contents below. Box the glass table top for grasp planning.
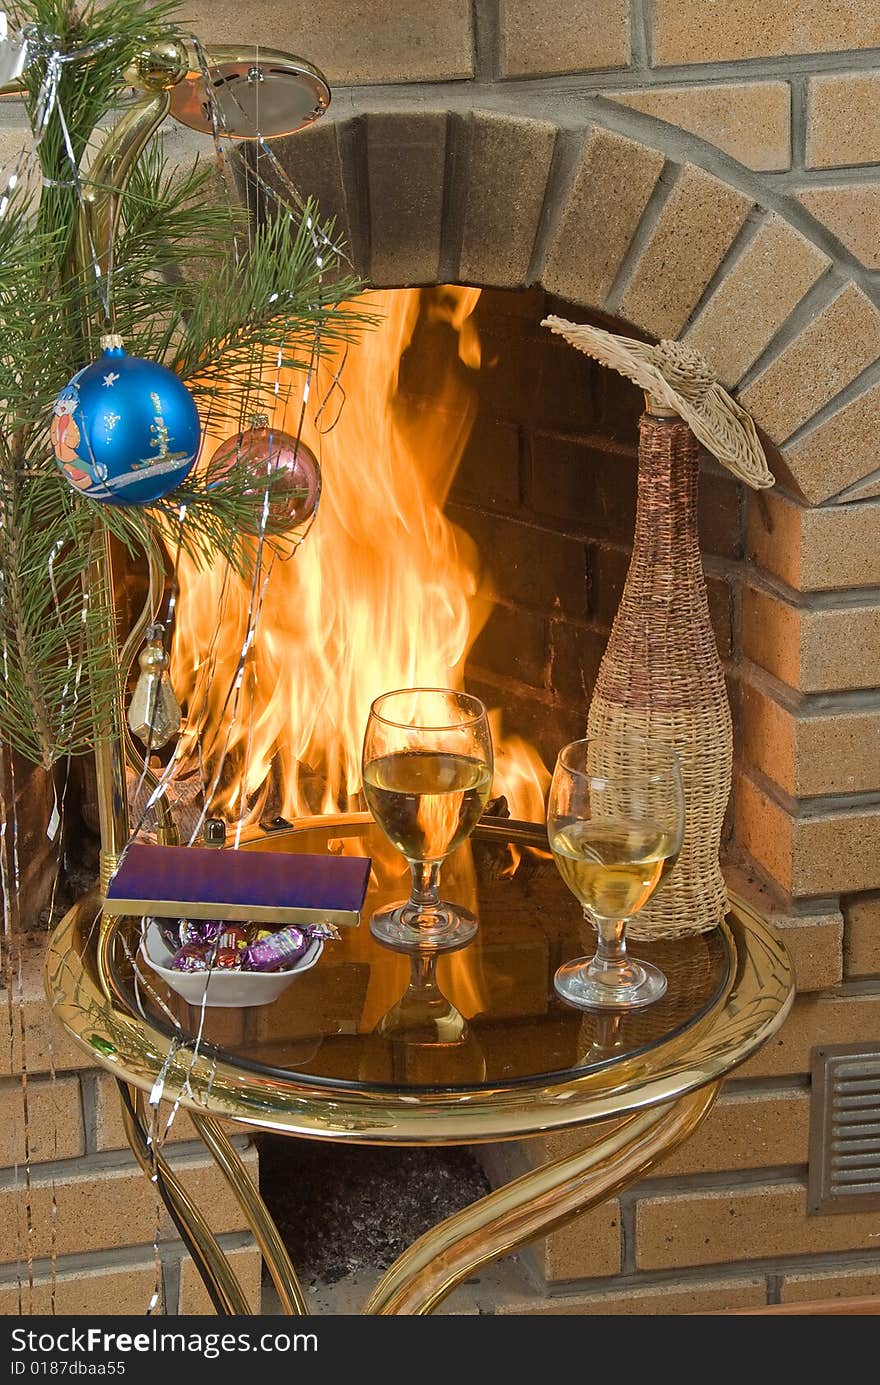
[107,815,730,1095]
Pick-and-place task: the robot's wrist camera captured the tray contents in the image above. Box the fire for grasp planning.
[170,286,549,835]
[489,715,552,871]
[416,788,472,864]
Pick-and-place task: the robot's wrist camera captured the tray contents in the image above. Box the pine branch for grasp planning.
[0,488,57,769]
[12,0,181,263]
[174,201,378,413]
[0,468,118,764]
[0,3,375,767]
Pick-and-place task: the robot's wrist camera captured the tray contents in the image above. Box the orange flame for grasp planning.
[171,287,548,834]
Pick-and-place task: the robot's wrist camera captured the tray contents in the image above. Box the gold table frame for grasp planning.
[45,822,793,1317]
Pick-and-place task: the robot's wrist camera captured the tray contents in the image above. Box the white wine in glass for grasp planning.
[363,750,492,864]
[362,689,493,953]
[549,737,685,1010]
[550,820,679,921]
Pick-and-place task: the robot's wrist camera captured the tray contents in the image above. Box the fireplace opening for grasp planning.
[153,283,743,843]
[66,282,743,878]
[257,1136,493,1301]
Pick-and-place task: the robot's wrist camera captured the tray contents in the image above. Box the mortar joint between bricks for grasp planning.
[437,110,469,283]
[330,49,880,106]
[828,462,880,504]
[776,349,880,456]
[682,206,768,341]
[745,559,880,611]
[798,685,880,715]
[603,160,681,317]
[78,1071,99,1156]
[526,124,592,287]
[789,75,807,173]
[471,0,500,84]
[631,2,651,69]
[335,114,371,279]
[721,263,843,398]
[158,1247,181,1316]
[585,545,595,620]
[619,1197,637,1274]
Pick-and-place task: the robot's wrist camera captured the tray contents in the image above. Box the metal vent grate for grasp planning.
[809,1043,880,1215]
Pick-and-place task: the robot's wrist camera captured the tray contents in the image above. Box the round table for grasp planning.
[46,814,794,1316]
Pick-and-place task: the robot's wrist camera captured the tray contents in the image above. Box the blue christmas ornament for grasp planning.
[51,336,201,505]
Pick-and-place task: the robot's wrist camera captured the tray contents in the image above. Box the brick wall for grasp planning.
[0,938,261,1315]
[3,0,880,1314]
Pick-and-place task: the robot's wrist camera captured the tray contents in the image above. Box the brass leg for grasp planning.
[192,1113,309,1316]
[118,1082,252,1315]
[363,1082,721,1316]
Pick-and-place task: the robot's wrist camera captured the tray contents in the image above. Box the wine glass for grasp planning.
[359,952,487,1085]
[362,687,493,953]
[548,735,685,1011]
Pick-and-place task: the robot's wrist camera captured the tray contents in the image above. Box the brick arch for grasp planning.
[273,100,880,917]
[277,106,880,507]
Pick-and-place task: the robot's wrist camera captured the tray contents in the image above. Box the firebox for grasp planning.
[161,284,743,846]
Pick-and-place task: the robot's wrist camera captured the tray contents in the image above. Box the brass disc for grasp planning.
[169,56,330,139]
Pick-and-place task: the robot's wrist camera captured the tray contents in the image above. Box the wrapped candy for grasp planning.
[244,921,338,973]
[171,943,211,972]
[155,917,222,954]
[215,925,249,969]
[155,917,183,951]
[166,919,338,977]
[180,918,223,948]
[244,924,308,973]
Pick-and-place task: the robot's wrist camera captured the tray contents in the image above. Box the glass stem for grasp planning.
[590,913,630,978]
[408,860,442,919]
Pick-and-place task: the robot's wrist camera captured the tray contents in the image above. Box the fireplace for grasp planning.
[157,284,739,846]
[62,280,749,1308]
[6,1,880,1315]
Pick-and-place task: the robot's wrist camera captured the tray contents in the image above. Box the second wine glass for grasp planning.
[549,735,685,1010]
[362,687,493,952]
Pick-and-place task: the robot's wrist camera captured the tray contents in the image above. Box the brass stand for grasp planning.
[362,1085,720,1315]
[123,1076,719,1317]
[46,876,794,1316]
[77,82,175,885]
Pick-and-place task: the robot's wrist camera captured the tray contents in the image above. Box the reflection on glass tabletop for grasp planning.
[108,815,730,1094]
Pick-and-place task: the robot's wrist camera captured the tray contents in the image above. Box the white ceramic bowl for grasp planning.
[139,921,323,1009]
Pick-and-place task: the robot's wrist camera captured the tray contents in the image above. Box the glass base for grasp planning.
[554,954,667,1011]
[369,900,477,954]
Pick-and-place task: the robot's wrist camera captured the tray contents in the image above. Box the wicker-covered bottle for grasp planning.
[542,317,774,940]
[587,401,730,938]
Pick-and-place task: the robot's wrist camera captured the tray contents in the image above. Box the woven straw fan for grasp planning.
[543,317,773,489]
[543,316,773,939]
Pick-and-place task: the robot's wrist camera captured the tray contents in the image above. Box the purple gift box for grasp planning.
[104,842,370,928]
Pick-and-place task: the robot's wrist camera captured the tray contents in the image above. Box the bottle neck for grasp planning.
[631,412,702,567]
[592,410,722,713]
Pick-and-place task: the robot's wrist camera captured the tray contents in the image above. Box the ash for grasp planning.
[257,1135,491,1284]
